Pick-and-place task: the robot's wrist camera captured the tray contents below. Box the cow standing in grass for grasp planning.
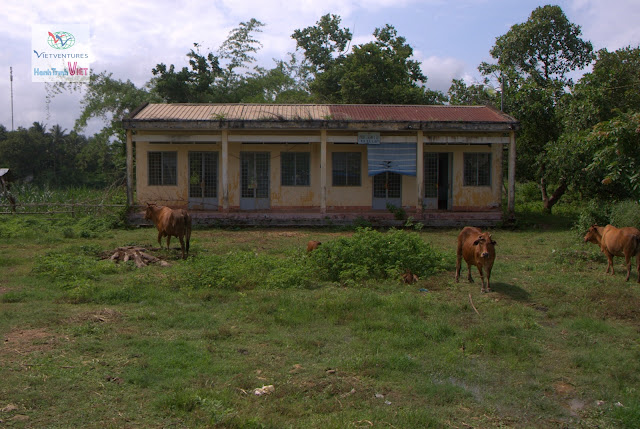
[455,226,496,293]
[584,224,640,282]
[144,203,192,259]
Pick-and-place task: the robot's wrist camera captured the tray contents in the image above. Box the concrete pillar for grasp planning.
[126,129,134,207]
[508,130,516,219]
[222,130,229,211]
[320,129,327,214]
[416,131,424,213]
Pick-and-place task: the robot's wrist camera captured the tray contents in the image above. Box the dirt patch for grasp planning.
[0,287,10,295]
[271,231,304,238]
[69,308,123,324]
[1,328,64,356]
[553,381,575,396]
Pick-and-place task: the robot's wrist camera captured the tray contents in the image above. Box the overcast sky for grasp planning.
[2,0,640,136]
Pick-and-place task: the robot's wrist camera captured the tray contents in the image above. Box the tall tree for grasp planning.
[482,5,593,87]
[292,14,352,73]
[480,5,593,212]
[293,19,444,104]
[550,47,640,200]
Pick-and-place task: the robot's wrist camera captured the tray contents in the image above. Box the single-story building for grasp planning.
[122,103,518,226]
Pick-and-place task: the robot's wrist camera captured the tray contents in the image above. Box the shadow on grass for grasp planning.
[491,282,531,301]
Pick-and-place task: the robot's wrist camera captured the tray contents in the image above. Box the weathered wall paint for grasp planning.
[135,131,504,211]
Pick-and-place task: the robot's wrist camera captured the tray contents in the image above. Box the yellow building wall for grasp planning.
[228,143,320,209]
[325,143,370,208]
[423,143,502,211]
[134,132,504,211]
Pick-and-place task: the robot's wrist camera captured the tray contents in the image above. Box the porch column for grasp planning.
[508,130,516,219]
[320,129,327,214]
[222,130,229,211]
[416,131,424,213]
[126,129,134,207]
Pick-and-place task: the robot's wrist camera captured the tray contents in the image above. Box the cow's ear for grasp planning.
[491,240,497,245]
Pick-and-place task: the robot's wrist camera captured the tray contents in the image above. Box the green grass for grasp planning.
[1,216,640,427]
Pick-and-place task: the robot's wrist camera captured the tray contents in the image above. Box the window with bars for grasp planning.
[148,151,177,186]
[332,152,361,186]
[463,153,491,186]
[281,152,310,186]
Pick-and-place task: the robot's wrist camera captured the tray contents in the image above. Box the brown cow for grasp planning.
[455,226,496,293]
[584,224,640,282]
[144,203,192,259]
[307,240,322,252]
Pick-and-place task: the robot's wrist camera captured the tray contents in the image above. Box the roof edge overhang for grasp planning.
[122,119,519,133]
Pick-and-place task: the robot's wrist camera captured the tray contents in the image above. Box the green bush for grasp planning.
[310,227,446,284]
[573,199,612,236]
[610,200,640,229]
[573,199,640,236]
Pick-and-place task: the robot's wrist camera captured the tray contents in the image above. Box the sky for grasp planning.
[2,0,640,136]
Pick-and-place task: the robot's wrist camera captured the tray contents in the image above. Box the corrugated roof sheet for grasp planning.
[129,103,515,124]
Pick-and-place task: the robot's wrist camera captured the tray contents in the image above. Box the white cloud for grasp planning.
[419,55,467,93]
[568,0,640,51]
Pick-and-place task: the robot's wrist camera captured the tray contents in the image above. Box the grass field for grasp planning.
[1,215,639,428]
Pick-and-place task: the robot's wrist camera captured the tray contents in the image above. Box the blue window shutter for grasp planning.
[367,143,416,176]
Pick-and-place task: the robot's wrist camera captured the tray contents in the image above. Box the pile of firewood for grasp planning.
[103,246,170,268]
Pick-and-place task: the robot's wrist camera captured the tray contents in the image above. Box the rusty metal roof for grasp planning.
[128,103,515,123]
[132,104,332,121]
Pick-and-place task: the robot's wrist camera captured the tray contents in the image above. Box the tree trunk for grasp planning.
[540,176,567,214]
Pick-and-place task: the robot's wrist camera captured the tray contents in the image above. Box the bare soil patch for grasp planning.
[69,308,123,324]
[1,328,63,357]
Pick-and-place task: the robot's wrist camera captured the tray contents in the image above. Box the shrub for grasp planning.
[310,227,446,284]
[573,199,640,236]
[610,200,640,229]
[573,199,611,236]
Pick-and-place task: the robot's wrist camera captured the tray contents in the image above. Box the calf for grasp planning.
[584,224,640,282]
[307,240,322,253]
[455,226,496,293]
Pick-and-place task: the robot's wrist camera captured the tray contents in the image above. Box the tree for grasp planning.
[293,19,445,104]
[151,47,221,103]
[447,78,500,107]
[560,46,640,130]
[5,124,51,183]
[152,19,268,103]
[480,5,594,212]
[550,47,640,200]
[482,5,593,87]
[292,14,352,72]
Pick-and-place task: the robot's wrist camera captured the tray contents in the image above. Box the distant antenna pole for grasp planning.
[10,66,14,131]
[500,72,504,112]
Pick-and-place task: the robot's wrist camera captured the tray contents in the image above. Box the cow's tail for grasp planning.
[185,212,192,253]
[633,233,640,257]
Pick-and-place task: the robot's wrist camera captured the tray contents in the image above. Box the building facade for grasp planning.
[123,103,518,226]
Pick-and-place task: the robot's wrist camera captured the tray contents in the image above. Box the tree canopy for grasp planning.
[474,5,594,211]
[293,16,445,104]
